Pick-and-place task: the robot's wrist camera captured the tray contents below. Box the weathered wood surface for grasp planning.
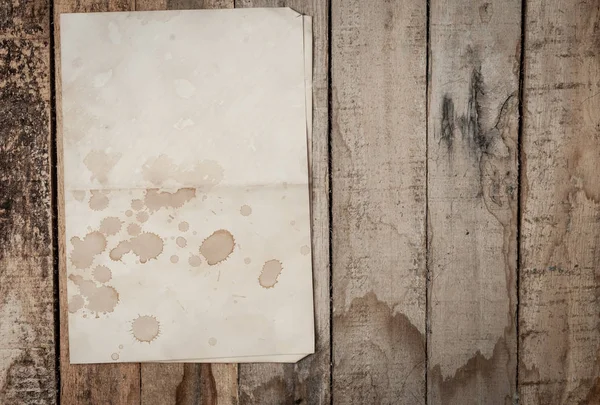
[0,1,55,404]
[427,0,521,404]
[331,0,427,403]
[519,1,600,404]
[54,1,141,404]
[2,0,600,403]
[233,0,331,404]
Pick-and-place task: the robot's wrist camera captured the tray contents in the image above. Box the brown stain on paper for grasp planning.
[93,265,112,283]
[199,229,235,265]
[170,255,179,264]
[127,223,141,236]
[259,259,283,288]
[110,232,164,263]
[300,245,310,255]
[136,211,149,223]
[188,255,202,267]
[89,190,109,211]
[72,190,86,201]
[84,150,121,184]
[70,231,107,269]
[176,237,187,248]
[99,216,122,236]
[240,205,252,216]
[142,154,224,189]
[131,199,144,210]
[178,221,189,232]
[144,188,196,212]
[132,315,160,343]
[68,295,85,313]
[68,274,119,314]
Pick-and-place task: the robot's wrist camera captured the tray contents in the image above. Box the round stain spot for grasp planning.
[178,221,189,232]
[125,210,133,217]
[131,199,144,211]
[127,223,141,236]
[93,265,112,283]
[111,353,119,361]
[131,315,160,343]
[240,205,252,216]
[208,337,217,346]
[68,295,85,313]
[170,255,179,264]
[300,245,310,256]
[188,255,202,267]
[99,217,122,236]
[244,257,251,264]
[290,220,296,226]
[176,236,187,248]
[136,211,149,223]
[119,344,124,349]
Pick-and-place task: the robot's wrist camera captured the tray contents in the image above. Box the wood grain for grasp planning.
[134,1,239,405]
[519,1,600,404]
[427,0,521,403]
[0,1,55,404]
[54,1,141,404]
[234,1,331,404]
[331,0,427,403]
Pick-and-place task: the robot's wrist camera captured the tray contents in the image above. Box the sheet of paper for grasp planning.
[60,8,314,363]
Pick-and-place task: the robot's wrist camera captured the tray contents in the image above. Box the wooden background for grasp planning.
[0,0,598,403]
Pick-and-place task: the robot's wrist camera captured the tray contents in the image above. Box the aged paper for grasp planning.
[60,8,314,363]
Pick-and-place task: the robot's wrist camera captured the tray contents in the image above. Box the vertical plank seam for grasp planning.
[49,0,61,402]
[515,0,527,402]
[327,0,334,403]
[424,0,431,403]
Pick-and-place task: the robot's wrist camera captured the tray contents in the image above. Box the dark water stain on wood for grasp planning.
[333,292,425,404]
[429,337,515,405]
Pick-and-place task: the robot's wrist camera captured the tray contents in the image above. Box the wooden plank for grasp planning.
[0,1,55,404]
[234,0,330,404]
[54,1,142,404]
[427,1,521,403]
[331,0,427,403]
[519,1,600,404]
[134,1,239,405]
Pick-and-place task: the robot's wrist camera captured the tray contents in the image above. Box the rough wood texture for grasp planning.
[519,1,600,404]
[427,0,521,403]
[54,1,141,404]
[331,0,427,403]
[133,1,239,405]
[0,1,55,404]
[235,1,331,404]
